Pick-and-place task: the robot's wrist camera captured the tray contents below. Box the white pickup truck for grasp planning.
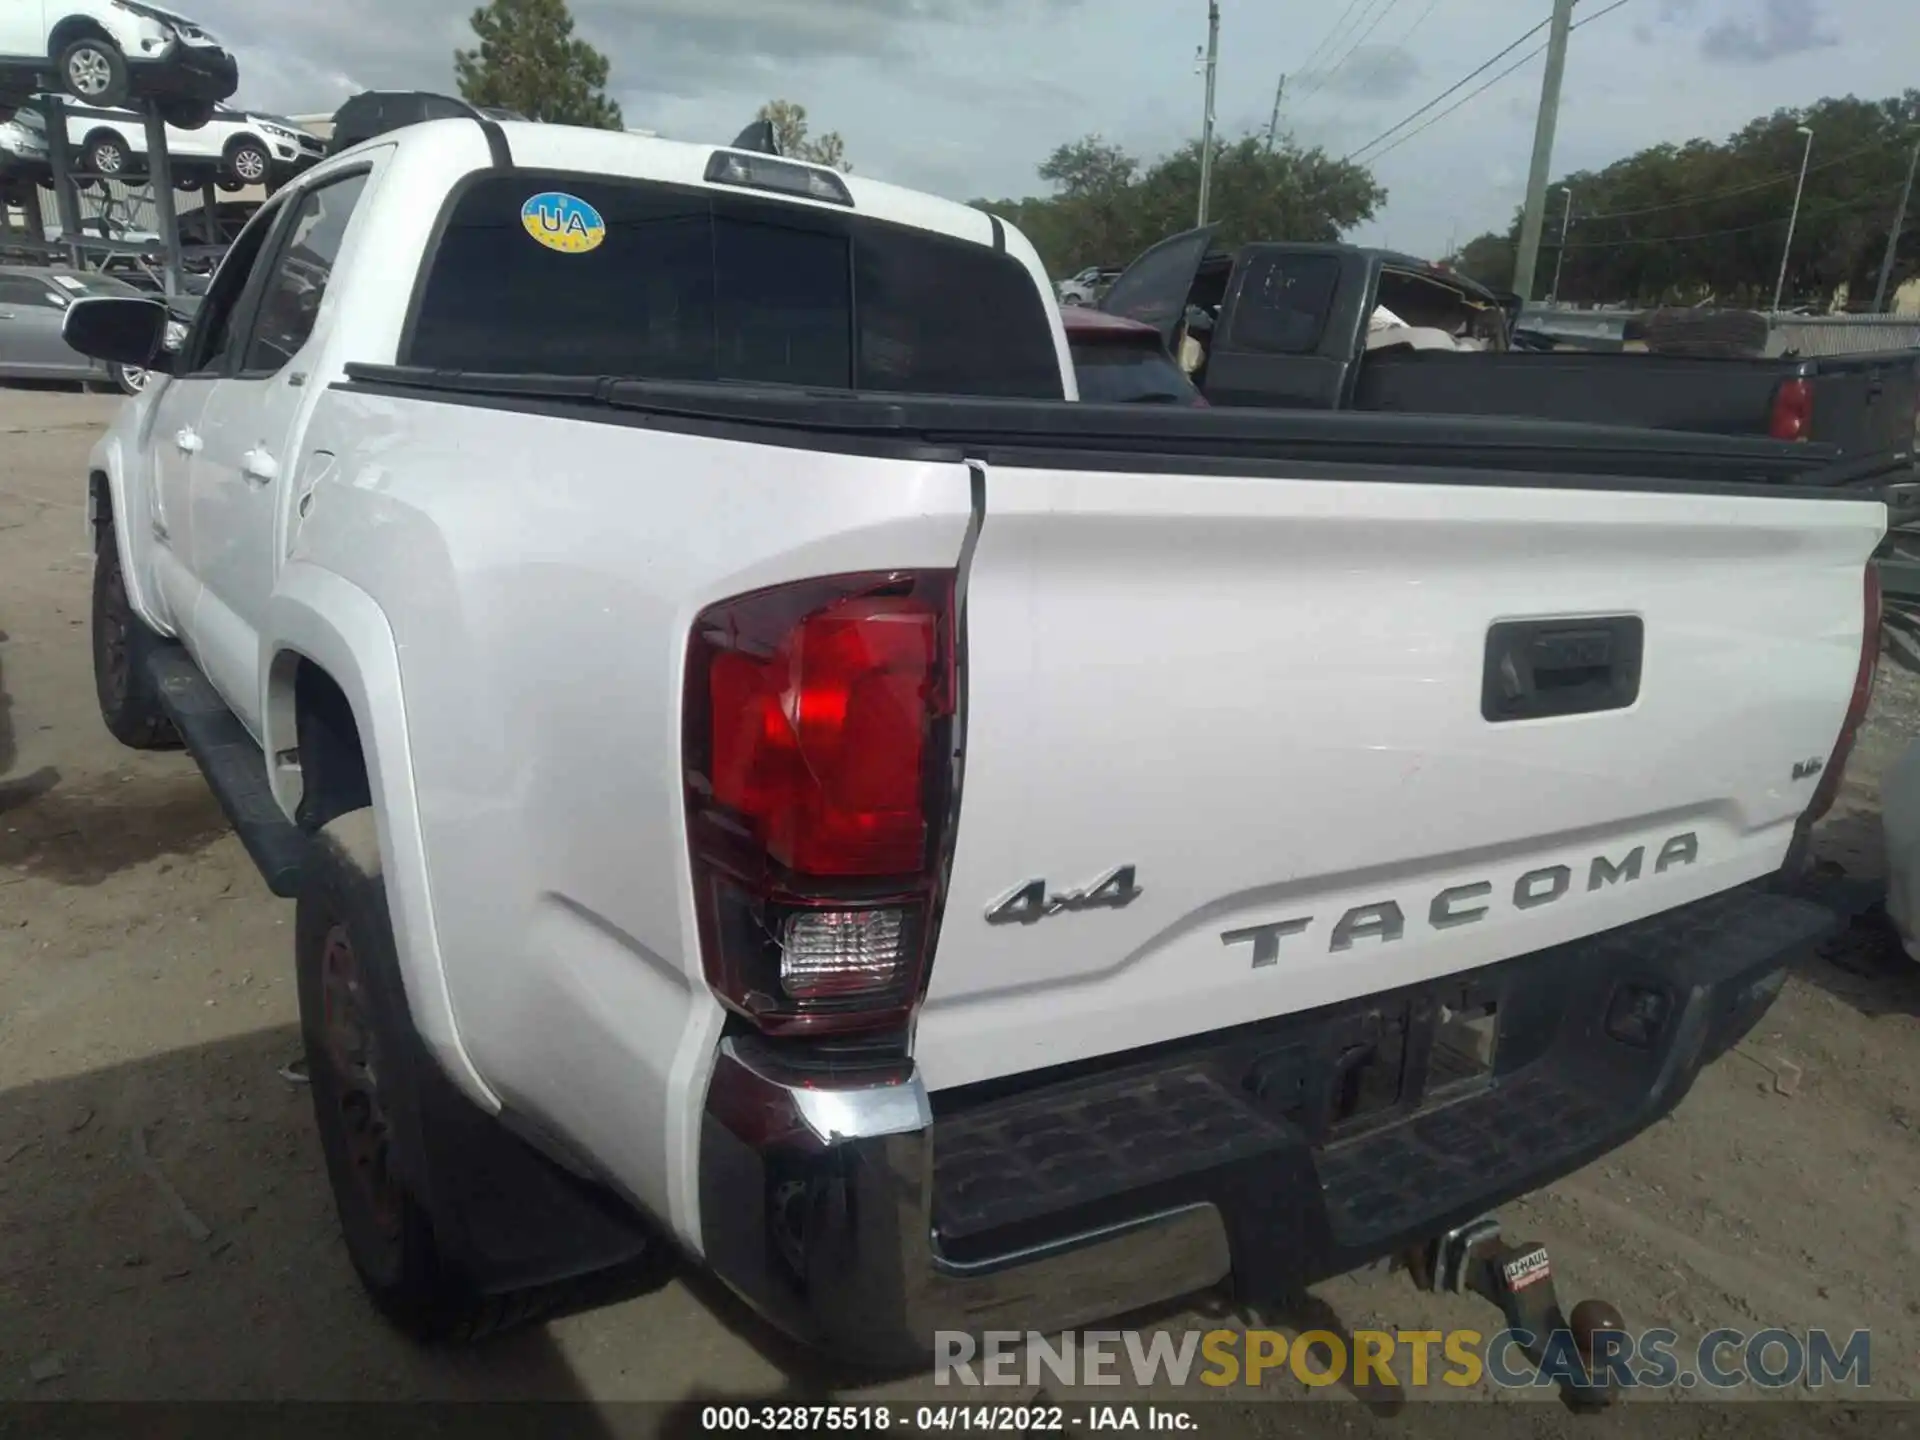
[62,116,1886,1363]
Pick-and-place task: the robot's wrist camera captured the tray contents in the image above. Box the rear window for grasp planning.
[403,172,1064,399]
[1070,336,1202,405]
[1228,252,1342,354]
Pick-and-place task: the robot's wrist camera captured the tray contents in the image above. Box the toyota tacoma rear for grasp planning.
[64,114,1883,1367]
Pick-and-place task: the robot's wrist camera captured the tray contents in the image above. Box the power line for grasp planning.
[1561,181,1913,247]
[1395,0,1445,48]
[1296,0,1406,105]
[1355,0,1633,166]
[1294,0,1373,88]
[1576,134,1911,221]
[1312,0,1387,79]
[1342,15,1554,163]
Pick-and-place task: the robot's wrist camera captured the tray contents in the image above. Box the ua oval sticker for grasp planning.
[520,191,606,254]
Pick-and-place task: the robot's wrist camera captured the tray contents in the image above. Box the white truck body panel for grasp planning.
[917,469,1880,1089]
[293,388,977,1241]
[77,117,1883,1288]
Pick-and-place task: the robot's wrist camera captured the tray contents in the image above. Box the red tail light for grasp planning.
[1802,565,1882,829]
[1769,378,1813,441]
[684,571,956,1035]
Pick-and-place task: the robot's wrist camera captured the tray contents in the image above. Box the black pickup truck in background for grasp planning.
[1101,226,1920,463]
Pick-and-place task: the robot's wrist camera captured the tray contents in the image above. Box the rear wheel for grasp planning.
[297,812,546,1342]
[90,518,179,750]
[58,37,128,106]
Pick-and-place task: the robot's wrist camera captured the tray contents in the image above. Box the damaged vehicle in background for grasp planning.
[1107,226,1920,464]
[1062,305,1204,405]
[0,0,238,109]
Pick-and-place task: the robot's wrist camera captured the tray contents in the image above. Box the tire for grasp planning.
[109,362,150,396]
[1643,308,1770,358]
[224,139,269,186]
[58,36,128,106]
[298,812,532,1342]
[90,519,179,750]
[82,131,134,180]
[159,99,215,131]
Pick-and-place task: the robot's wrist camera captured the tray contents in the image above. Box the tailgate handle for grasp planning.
[1482,617,1643,723]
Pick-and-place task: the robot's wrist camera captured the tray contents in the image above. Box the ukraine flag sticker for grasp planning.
[521,191,606,255]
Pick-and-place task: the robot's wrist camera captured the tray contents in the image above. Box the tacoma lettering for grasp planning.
[1223,832,1699,965]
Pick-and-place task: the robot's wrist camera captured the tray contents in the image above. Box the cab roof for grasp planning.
[339,117,1008,253]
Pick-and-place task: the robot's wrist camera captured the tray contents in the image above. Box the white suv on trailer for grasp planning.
[56,99,322,185]
[0,0,236,108]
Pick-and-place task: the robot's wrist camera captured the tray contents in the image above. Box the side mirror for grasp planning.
[62,295,173,372]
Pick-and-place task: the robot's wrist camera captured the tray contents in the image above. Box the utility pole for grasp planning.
[1873,134,1920,313]
[1772,124,1814,314]
[1512,0,1576,301]
[1197,0,1220,226]
[1550,186,1574,302]
[1265,72,1286,153]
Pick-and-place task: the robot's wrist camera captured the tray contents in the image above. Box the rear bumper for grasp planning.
[698,884,1833,1368]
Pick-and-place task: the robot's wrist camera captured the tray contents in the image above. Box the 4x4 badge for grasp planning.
[986,866,1142,925]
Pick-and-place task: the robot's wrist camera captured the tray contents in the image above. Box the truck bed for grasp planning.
[335,367,1886,1094]
[1355,347,1920,461]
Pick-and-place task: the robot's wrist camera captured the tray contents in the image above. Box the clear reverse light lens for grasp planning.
[779,909,908,999]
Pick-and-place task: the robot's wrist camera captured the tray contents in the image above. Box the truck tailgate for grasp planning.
[914,465,1882,1091]
[1808,350,1920,461]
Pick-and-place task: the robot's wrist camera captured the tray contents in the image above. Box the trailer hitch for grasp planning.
[1408,1215,1625,1411]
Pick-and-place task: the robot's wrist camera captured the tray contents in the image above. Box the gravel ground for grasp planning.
[1,387,1917,1430]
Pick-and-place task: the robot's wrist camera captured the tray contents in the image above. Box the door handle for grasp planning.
[1482,616,1645,723]
[242,447,280,483]
[175,428,202,454]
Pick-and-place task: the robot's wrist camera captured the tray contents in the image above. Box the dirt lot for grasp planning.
[2,387,1918,1427]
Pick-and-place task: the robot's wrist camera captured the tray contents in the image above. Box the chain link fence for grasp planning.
[1765,315,1920,358]
[1521,305,1920,358]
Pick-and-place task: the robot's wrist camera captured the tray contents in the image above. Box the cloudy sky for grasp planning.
[197,0,1910,258]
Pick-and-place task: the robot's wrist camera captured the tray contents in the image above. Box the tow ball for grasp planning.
[1406,1215,1626,1411]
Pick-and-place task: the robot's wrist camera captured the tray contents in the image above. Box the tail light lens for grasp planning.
[1800,565,1881,829]
[684,571,956,1036]
[1769,378,1813,441]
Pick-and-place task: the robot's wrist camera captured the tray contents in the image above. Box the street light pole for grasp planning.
[1512,0,1577,300]
[1872,134,1920,314]
[1197,0,1220,227]
[1551,186,1574,302]
[1772,124,1814,314]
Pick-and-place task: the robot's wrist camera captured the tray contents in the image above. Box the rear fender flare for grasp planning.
[263,562,498,1113]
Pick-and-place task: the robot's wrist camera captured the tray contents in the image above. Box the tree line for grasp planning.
[452,0,849,169]
[1447,90,1920,310]
[968,134,1384,279]
[449,0,1385,281]
[448,0,1917,307]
